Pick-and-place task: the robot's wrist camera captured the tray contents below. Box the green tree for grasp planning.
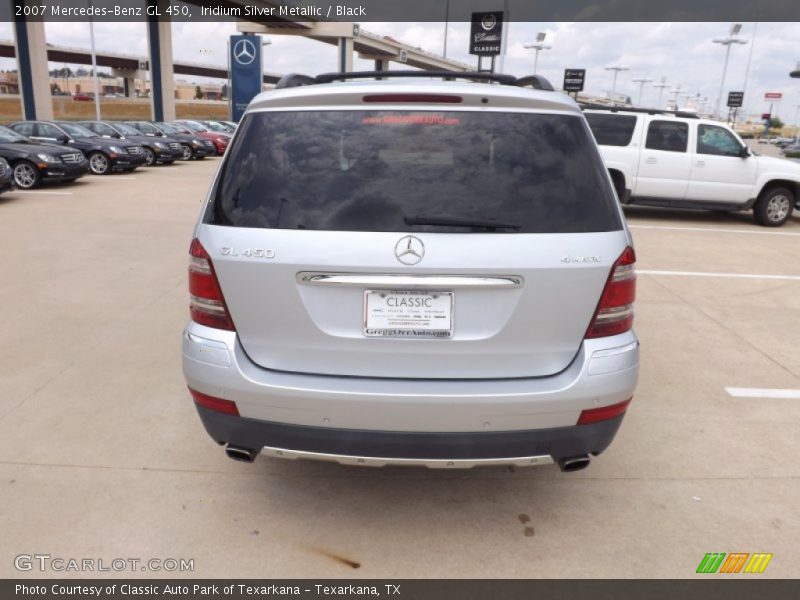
[194,85,203,100]
[770,116,784,130]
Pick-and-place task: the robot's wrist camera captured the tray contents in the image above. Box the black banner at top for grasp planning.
[4,0,800,22]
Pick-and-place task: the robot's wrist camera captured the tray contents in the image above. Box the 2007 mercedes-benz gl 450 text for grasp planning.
[182,71,640,472]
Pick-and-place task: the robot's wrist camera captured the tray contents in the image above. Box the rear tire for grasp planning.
[753,187,794,227]
[609,171,626,203]
[12,160,41,189]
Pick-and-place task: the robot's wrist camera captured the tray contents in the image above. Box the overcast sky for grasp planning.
[0,20,798,121]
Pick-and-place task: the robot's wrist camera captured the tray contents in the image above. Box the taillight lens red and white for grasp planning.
[585,246,636,338]
[188,238,235,330]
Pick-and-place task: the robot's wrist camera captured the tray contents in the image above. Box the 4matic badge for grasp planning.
[561,255,601,263]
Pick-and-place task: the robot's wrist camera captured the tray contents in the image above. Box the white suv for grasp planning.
[182,72,639,472]
[585,107,800,226]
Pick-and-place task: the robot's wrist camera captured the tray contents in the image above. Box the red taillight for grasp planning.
[189,238,235,330]
[585,246,636,338]
[577,398,632,426]
[189,388,239,416]
[362,94,463,103]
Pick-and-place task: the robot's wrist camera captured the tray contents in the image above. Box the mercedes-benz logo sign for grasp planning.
[233,39,257,66]
[481,14,497,31]
[394,235,425,265]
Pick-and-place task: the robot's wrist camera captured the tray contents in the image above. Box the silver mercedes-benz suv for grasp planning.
[182,71,639,472]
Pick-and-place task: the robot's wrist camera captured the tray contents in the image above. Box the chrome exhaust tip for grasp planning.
[225,444,258,463]
[558,455,591,473]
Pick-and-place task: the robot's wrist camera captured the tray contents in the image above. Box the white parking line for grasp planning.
[108,176,138,181]
[638,269,800,281]
[726,387,800,399]
[629,224,800,237]
[12,190,74,196]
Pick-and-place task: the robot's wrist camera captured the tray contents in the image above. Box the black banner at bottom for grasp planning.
[5,580,800,600]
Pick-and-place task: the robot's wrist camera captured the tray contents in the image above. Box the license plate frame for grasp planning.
[363,290,453,338]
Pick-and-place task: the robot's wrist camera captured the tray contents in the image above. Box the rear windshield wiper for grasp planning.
[404,214,521,232]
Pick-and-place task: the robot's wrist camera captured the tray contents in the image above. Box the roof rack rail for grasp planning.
[274,70,554,90]
[579,103,700,119]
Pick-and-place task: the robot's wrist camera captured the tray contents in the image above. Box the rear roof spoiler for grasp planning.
[275,70,554,91]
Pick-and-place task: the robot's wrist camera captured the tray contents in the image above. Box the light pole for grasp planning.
[741,21,758,121]
[668,85,682,110]
[631,77,653,106]
[261,38,271,92]
[604,65,629,103]
[442,0,450,58]
[523,32,551,75]
[87,1,100,120]
[653,77,669,109]
[712,23,748,120]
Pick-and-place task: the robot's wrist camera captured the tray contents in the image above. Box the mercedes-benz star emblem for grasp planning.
[394,235,425,265]
[233,39,257,66]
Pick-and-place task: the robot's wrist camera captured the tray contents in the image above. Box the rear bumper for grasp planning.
[196,404,625,464]
[209,140,228,155]
[183,322,639,462]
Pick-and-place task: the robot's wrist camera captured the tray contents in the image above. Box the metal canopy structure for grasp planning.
[236,20,472,72]
[0,39,283,84]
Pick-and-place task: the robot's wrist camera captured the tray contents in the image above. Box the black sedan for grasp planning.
[7,121,147,175]
[125,121,214,161]
[153,122,215,160]
[0,125,88,189]
[79,121,184,166]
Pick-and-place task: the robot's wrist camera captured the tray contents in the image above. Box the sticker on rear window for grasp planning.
[361,115,460,126]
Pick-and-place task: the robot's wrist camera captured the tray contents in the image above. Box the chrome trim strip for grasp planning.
[261,446,553,469]
[296,272,523,289]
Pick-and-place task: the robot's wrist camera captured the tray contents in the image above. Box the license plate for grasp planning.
[364,290,453,338]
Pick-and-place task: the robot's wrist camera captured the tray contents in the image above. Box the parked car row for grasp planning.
[0,119,234,190]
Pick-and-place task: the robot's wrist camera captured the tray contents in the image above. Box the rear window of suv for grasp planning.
[585,113,637,147]
[209,111,622,233]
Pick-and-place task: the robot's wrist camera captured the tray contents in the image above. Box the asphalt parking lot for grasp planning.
[1,158,799,579]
